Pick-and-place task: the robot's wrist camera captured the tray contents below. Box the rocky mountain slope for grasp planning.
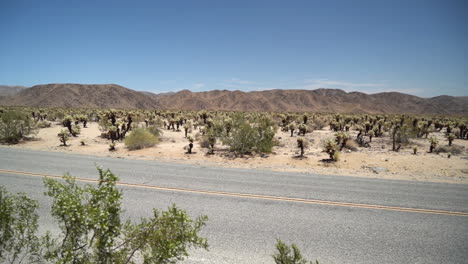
[0,83,466,115]
[0,83,160,109]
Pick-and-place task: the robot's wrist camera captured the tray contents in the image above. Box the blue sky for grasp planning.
[0,0,466,97]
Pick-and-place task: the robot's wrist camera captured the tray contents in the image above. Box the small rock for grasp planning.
[363,166,389,174]
[372,167,388,174]
[461,169,468,174]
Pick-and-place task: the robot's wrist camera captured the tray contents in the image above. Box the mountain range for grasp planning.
[0,85,28,98]
[0,83,466,115]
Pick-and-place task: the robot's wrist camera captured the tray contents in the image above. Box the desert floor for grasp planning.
[6,122,468,184]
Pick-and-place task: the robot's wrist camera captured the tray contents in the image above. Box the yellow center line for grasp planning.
[1,169,467,217]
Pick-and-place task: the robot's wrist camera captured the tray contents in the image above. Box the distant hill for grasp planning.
[0,83,161,109]
[154,89,468,115]
[0,85,28,97]
[0,83,466,115]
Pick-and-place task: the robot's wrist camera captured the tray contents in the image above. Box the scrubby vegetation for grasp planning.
[0,168,208,263]
[273,239,319,264]
[1,169,322,264]
[1,106,467,171]
[124,127,159,150]
[0,110,37,143]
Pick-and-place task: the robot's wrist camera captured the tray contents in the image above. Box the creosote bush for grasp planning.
[124,127,158,150]
[222,114,277,155]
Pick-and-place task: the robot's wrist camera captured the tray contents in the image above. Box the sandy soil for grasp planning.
[6,122,468,184]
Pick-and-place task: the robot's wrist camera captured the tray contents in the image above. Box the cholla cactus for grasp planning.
[323,139,339,161]
[296,137,307,157]
[429,137,438,153]
[62,115,73,134]
[298,124,307,136]
[108,126,118,143]
[183,122,192,138]
[109,142,116,151]
[447,133,455,146]
[288,123,296,137]
[58,129,69,146]
[71,125,81,137]
[334,131,349,150]
[224,118,233,137]
[187,135,194,154]
[302,114,308,124]
[368,130,375,142]
[79,115,88,128]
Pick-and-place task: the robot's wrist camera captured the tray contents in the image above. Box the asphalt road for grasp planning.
[0,147,467,263]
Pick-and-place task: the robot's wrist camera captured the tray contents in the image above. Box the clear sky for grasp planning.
[0,0,466,97]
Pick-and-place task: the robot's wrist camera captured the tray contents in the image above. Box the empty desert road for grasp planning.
[1,147,467,263]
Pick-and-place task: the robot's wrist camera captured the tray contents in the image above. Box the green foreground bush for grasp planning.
[273,239,319,264]
[124,127,158,150]
[0,168,208,263]
[1,168,320,263]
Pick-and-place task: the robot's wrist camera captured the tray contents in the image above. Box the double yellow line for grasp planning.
[1,169,467,217]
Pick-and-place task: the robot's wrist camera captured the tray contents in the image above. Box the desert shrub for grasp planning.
[0,167,208,263]
[147,125,163,137]
[311,116,327,130]
[394,124,415,145]
[0,110,37,144]
[124,127,158,150]
[98,116,111,133]
[199,134,213,149]
[255,116,277,153]
[0,186,41,263]
[222,118,257,154]
[222,114,277,154]
[435,145,463,155]
[344,140,359,151]
[37,120,52,128]
[272,239,319,264]
[390,123,416,151]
